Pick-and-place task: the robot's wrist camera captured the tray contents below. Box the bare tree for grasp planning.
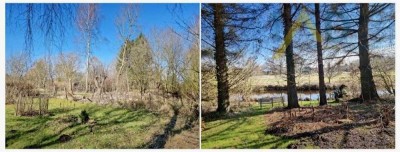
[325,61,342,84]
[76,4,100,93]
[55,52,80,97]
[6,52,30,80]
[115,4,139,93]
[26,59,49,89]
[6,4,76,63]
[182,43,200,102]
[90,57,108,101]
[372,56,395,95]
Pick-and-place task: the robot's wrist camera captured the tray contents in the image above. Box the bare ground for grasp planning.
[164,123,199,149]
[145,110,199,149]
[264,102,395,149]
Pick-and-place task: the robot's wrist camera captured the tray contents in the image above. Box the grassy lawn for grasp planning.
[6,98,169,149]
[201,100,337,149]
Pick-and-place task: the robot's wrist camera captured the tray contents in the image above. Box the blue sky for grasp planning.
[200,3,395,66]
[6,3,199,65]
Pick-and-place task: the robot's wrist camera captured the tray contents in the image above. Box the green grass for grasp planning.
[6,98,169,149]
[298,99,339,107]
[202,104,292,149]
[201,100,336,149]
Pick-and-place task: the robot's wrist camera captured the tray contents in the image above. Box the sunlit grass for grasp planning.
[201,100,336,149]
[201,103,292,149]
[6,98,169,149]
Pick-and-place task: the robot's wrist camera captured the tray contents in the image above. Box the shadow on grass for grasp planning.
[144,110,179,149]
[23,122,81,148]
[218,137,291,149]
[6,117,52,142]
[167,113,199,137]
[7,103,158,149]
[202,101,382,149]
[202,105,286,123]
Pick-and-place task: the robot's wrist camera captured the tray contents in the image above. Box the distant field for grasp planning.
[249,71,395,87]
[250,73,353,87]
[5,99,178,148]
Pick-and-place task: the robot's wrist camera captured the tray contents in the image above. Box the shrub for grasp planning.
[6,81,38,104]
[80,110,89,124]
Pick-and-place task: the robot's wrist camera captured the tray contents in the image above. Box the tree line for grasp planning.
[201,3,394,113]
[6,4,199,113]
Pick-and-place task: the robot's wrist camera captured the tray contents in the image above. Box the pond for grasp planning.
[231,89,390,103]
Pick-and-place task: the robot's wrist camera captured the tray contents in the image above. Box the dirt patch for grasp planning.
[164,124,199,149]
[264,102,395,148]
[58,134,72,142]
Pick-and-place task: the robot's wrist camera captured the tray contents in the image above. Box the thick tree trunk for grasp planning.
[283,4,299,108]
[213,4,230,113]
[315,3,327,106]
[358,3,379,102]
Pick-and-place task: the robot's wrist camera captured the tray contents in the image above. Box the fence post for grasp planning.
[15,95,21,116]
[39,97,42,115]
[272,98,274,108]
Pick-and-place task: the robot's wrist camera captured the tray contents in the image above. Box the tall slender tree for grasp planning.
[76,4,100,93]
[115,4,139,93]
[314,4,327,106]
[212,4,230,113]
[202,4,265,113]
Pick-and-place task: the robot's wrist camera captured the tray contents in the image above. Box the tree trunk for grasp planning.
[68,78,74,95]
[85,38,91,93]
[64,86,68,99]
[315,3,327,106]
[213,4,230,113]
[116,41,127,93]
[126,72,130,92]
[358,3,379,102]
[283,4,299,108]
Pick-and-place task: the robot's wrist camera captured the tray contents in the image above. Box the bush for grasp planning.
[6,81,38,104]
[80,110,89,124]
